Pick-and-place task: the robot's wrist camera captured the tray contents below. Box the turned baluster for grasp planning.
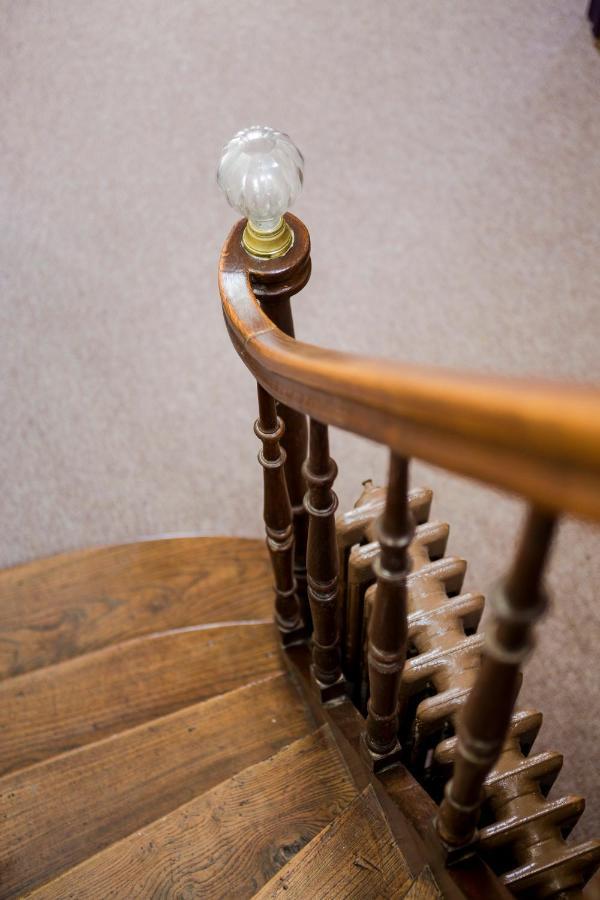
[303,419,345,700]
[361,453,414,770]
[436,507,557,853]
[255,296,310,629]
[217,126,311,628]
[255,384,304,642]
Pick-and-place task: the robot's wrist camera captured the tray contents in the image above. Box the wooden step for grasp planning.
[254,784,416,899]
[30,726,357,900]
[0,672,314,898]
[0,620,282,775]
[0,536,272,679]
[403,867,442,899]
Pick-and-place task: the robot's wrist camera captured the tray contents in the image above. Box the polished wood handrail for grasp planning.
[219,215,600,522]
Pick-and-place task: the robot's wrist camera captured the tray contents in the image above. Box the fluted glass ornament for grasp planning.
[217,126,304,258]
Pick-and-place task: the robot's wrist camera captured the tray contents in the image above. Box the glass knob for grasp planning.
[217,125,304,259]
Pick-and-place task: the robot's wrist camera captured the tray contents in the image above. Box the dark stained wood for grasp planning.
[583,867,600,900]
[255,384,304,639]
[30,727,357,900]
[381,764,513,900]
[363,453,413,761]
[336,483,433,686]
[437,507,557,850]
[255,785,415,899]
[284,641,512,900]
[0,673,315,898]
[403,867,441,899]
[0,536,273,679]
[341,488,599,896]
[279,403,310,624]
[304,419,343,691]
[220,215,600,523]
[246,217,311,627]
[0,621,282,774]
[277,644,426,877]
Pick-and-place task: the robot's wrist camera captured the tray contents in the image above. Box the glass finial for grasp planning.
[217,126,304,258]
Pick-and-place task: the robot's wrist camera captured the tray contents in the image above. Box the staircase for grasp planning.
[2,126,599,899]
[0,536,442,898]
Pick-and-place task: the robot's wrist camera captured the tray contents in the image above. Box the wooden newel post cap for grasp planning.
[217,126,304,261]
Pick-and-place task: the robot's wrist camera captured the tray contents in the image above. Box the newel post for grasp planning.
[249,251,311,630]
[436,507,557,856]
[217,126,311,638]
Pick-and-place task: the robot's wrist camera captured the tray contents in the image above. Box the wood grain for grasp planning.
[249,239,311,627]
[304,419,342,686]
[220,215,600,521]
[255,785,415,899]
[0,673,314,898]
[285,643,511,900]
[364,453,412,758]
[30,726,357,900]
[403,867,441,899]
[0,621,282,774]
[255,383,303,637]
[0,536,272,679]
[437,509,555,848]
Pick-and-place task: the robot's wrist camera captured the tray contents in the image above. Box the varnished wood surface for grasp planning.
[0,536,272,679]
[31,727,357,900]
[0,673,314,898]
[304,419,342,686]
[255,785,415,899]
[255,384,303,636]
[0,621,281,775]
[220,215,600,521]
[364,453,412,757]
[251,261,310,627]
[404,868,442,899]
[284,641,513,900]
[438,508,556,849]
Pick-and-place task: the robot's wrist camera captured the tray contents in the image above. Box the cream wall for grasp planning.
[1,1,599,836]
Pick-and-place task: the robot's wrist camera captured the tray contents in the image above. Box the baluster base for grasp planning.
[310,667,347,704]
[277,620,309,648]
[431,819,480,865]
[359,733,404,773]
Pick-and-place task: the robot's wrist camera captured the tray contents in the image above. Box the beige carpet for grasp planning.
[1,1,599,839]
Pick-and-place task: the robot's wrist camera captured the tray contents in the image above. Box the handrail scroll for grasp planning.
[219,214,600,523]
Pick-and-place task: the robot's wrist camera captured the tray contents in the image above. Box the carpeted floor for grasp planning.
[1,1,599,838]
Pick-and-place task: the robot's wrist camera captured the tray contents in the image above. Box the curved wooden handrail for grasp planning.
[219,215,600,522]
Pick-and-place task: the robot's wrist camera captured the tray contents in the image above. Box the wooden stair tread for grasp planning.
[0,673,314,898]
[403,868,442,899]
[30,726,357,900]
[0,536,272,679]
[0,620,282,775]
[255,784,417,899]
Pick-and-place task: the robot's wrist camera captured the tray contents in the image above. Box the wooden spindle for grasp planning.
[361,454,414,770]
[436,507,557,854]
[278,405,309,627]
[303,419,344,700]
[257,295,310,628]
[255,383,304,643]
